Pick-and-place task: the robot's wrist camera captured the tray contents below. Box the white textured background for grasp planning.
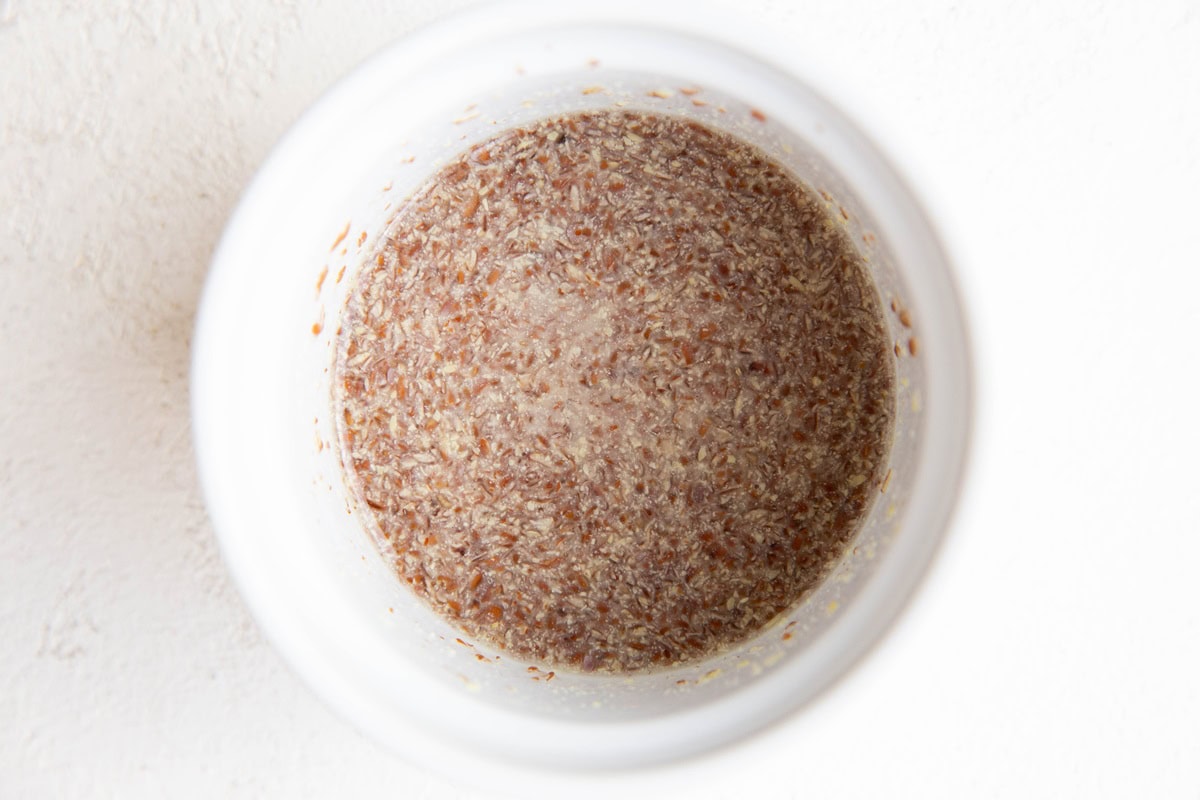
[3,1,1198,797]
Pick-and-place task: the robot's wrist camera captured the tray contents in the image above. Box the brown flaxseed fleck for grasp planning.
[750,108,767,122]
[462,192,480,219]
[335,110,895,674]
[330,221,350,252]
[908,336,920,356]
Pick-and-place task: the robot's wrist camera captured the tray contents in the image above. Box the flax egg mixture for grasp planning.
[334,109,896,673]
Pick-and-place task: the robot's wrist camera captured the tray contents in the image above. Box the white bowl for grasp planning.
[192,1,972,773]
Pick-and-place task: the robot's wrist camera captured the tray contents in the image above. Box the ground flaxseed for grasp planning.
[335,109,895,673]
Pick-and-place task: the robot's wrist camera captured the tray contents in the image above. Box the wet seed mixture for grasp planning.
[336,110,896,673]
